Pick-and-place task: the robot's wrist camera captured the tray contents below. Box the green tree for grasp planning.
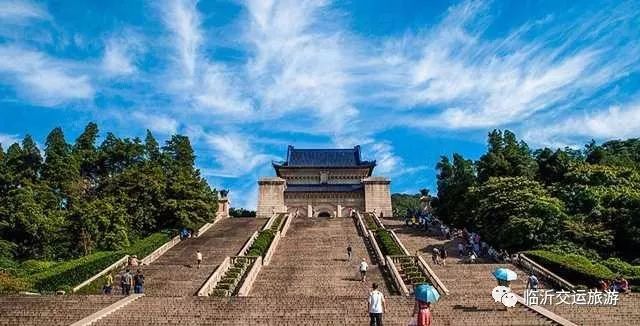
[434,153,477,227]
[42,128,80,206]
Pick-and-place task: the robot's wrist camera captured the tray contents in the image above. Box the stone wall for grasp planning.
[284,192,364,218]
[363,176,392,217]
[257,177,286,218]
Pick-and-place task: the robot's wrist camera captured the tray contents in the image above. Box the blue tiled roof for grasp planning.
[285,184,364,193]
[279,145,375,167]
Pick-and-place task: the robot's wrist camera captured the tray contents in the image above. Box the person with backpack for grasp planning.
[121,269,133,295]
[527,273,539,290]
[133,269,145,294]
[196,250,203,269]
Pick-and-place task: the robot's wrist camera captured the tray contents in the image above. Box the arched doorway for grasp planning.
[318,211,331,218]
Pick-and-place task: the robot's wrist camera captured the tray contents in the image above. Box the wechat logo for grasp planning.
[492,286,518,307]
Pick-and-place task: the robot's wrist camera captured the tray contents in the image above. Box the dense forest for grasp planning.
[433,130,640,285]
[0,123,218,267]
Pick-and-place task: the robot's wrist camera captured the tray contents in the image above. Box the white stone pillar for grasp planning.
[308,204,313,218]
[337,204,342,217]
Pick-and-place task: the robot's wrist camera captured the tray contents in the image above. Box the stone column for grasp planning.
[217,195,230,220]
[337,204,342,217]
[257,177,286,218]
[363,176,392,218]
[307,204,313,218]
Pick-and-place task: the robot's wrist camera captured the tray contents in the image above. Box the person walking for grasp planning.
[431,247,440,265]
[368,283,385,326]
[347,244,352,261]
[103,273,113,294]
[526,273,539,290]
[440,247,448,266]
[121,269,133,295]
[196,250,203,269]
[133,269,145,293]
[413,300,432,326]
[360,258,369,282]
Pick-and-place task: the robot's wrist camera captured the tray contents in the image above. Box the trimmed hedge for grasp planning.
[525,250,615,287]
[123,232,172,258]
[31,251,122,292]
[363,214,379,231]
[247,230,275,257]
[375,230,404,256]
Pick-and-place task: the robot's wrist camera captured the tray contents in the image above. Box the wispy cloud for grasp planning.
[132,111,179,135]
[0,0,49,22]
[202,132,275,178]
[0,46,94,105]
[102,33,143,76]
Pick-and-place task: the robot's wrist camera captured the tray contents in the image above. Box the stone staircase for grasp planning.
[384,217,555,325]
[117,217,264,296]
[543,292,640,325]
[0,295,123,326]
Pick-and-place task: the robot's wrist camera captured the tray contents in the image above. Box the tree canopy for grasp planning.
[0,123,218,262]
[434,130,640,262]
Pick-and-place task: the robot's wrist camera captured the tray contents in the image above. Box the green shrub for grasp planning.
[525,250,615,286]
[124,232,172,258]
[247,230,275,257]
[270,214,285,232]
[31,251,122,292]
[363,214,379,231]
[0,272,31,294]
[601,258,640,284]
[375,230,404,256]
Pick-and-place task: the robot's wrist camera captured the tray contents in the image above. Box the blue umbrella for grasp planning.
[493,268,518,281]
[414,283,440,303]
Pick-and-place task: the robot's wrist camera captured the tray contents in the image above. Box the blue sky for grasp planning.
[1,0,639,208]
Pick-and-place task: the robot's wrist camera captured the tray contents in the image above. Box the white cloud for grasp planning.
[0,133,20,147]
[203,133,275,178]
[0,46,94,105]
[131,112,179,135]
[161,0,202,85]
[0,0,49,22]
[523,103,640,146]
[102,34,143,76]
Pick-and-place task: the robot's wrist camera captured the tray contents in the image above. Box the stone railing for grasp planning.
[389,230,411,256]
[236,231,259,257]
[237,256,263,296]
[369,211,386,229]
[197,256,231,296]
[355,212,368,237]
[72,255,130,293]
[515,293,578,326]
[386,256,409,296]
[416,255,450,295]
[368,230,385,266]
[263,231,281,266]
[280,213,293,236]
[141,235,181,265]
[70,293,144,326]
[516,253,576,291]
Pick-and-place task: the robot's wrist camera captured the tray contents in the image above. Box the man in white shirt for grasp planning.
[359,258,368,282]
[196,250,203,269]
[368,283,385,326]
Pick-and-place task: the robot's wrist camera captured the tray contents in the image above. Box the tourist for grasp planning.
[598,279,609,291]
[457,243,465,257]
[133,269,145,294]
[619,277,630,293]
[469,251,477,264]
[347,244,352,261]
[440,247,447,266]
[431,247,440,265]
[196,250,203,269]
[129,255,139,268]
[103,273,113,294]
[121,269,133,295]
[413,300,432,326]
[379,211,384,219]
[360,258,369,282]
[527,273,539,290]
[368,282,385,326]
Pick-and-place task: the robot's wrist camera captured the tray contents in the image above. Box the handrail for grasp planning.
[389,230,411,256]
[236,231,259,257]
[369,212,386,229]
[237,256,263,296]
[197,257,231,296]
[72,255,129,293]
[516,253,576,291]
[263,231,281,266]
[386,256,410,296]
[70,293,144,326]
[355,212,368,237]
[368,230,385,266]
[280,213,293,236]
[416,255,450,296]
[514,293,578,326]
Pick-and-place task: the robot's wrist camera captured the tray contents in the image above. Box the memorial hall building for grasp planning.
[257,145,392,218]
